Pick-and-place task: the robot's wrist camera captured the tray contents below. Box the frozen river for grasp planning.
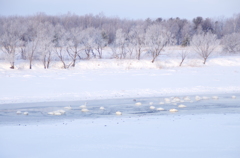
[0,93,239,125]
[0,94,240,158]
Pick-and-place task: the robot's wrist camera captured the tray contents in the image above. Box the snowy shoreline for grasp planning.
[1,56,240,158]
[0,90,239,105]
[1,56,240,104]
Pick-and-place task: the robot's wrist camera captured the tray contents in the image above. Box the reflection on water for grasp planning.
[0,94,239,125]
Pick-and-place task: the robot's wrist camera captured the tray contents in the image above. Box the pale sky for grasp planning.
[0,0,239,19]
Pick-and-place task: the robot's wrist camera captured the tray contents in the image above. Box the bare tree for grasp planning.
[212,18,225,39]
[91,29,108,59]
[193,16,203,32]
[115,29,128,59]
[1,13,240,68]
[65,27,82,66]
[109,43,118,59]
[123,30,135,59]
[221,33,240,54]
[37,22,55,69]
[179,49,189,66]
[202,18,214,33]
[0,19,22,69]
[180,22,192,46]
[55,43,73,69]
[25,39,39,69]
[129,25,145,60]
[53,25,73,69]
[145,24,174,63]
[191,32,219,64]
[23,20,42,69]
[165,18,188,45]
[223,14,240,35]
[79,27,96,59]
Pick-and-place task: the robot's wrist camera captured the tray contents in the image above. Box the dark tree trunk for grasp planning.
[151,57,156,63]
[10,62,14,69]
[47,60,50,69]
[203,58,207,64]
[179,60,184,66]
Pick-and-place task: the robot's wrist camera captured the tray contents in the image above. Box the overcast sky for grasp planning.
[0,0,239,20]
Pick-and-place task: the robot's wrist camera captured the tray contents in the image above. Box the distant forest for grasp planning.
[0,13,240,69]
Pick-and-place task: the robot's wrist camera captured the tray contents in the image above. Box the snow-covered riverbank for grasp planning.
[1,55,240,158]
[0,56,240,104]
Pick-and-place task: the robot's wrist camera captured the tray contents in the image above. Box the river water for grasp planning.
[0,93,239,125]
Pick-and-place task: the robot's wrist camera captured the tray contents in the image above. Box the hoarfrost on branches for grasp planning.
[191,32,219,64]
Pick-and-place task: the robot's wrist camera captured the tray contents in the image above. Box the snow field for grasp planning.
[1,113,240,158]
[0,55,240,104]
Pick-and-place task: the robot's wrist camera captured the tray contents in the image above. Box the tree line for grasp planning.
[0,13,240,69]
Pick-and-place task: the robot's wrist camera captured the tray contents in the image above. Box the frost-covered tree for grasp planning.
[223,14,240,35]
[166,18,188,45]
[145,24,174,63]
[129,25,146,60]
[191,32,219,64]
[213,19,225,38]
[109,42,118,59]
[25,39,39,69]
[124,31,135,59]
[66,27,82,66]
[91,29,108,59]
[202,18,214,33]
[0,19,22,69]
[2,13,240,68]
[181,22,192,46]
[179,49,189,66]
[115,29,128,59]
[23,20,43,69]
[79,27,96,59]
[37,22,55,69]
[53,25,73,69]
[222,33,240,53]
[193,16,203,31]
